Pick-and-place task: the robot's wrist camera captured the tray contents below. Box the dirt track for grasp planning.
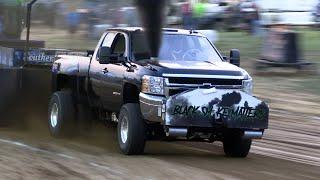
[0,106,319,180]
[0,80,319,180]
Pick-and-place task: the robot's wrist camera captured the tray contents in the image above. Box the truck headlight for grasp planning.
[242,78,253,95]
[242,70,253,95]
[142,75,164,95]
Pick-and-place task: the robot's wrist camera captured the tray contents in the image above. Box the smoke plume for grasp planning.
[135,0,167,58]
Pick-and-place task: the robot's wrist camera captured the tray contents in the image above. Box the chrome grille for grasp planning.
[164,74,244,96]
[168,77,243,86]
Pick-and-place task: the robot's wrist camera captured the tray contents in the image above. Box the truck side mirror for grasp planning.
[98,47,111,64]
[230,49,240,67]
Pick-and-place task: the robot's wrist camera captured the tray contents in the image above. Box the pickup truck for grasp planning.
[50,27,269,157]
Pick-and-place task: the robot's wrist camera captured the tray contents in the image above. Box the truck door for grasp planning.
[101,33,128,111]
[89,32,117,105]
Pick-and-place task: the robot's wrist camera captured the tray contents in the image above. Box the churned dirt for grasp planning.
[0,27,317,179]
[0,84,319,180]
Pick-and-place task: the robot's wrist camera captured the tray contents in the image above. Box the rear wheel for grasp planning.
[48,90,76,137]
[117,103,146,155]
[223,130,252,158]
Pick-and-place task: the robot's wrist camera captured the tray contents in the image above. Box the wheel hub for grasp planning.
[50,103,59,128]
[120,116,128,144]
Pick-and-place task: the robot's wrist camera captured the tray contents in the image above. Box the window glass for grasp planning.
[132,33,222,62]
[112,34,126,55]
[131,32,150,60]
[101,32,116,47]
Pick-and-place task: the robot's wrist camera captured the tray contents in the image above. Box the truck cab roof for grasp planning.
[105,27,206,37]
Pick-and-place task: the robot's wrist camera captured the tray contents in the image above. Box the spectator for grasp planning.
[192,0,206,29]
[2,2,24,39]
[0,16,3,39]
[251,3,261,35]
[182,2,192,29]
[315,0,320,28]
[240,0,259,35]
[234,2,242,26]
[66,11,80,34]
[0,4,3,39]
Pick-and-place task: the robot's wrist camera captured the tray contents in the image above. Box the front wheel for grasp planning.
[223,130,252,158]
[117,103,146,155]
[48,90,76,137]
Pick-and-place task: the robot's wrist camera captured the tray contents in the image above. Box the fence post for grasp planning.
[24,0,38,65]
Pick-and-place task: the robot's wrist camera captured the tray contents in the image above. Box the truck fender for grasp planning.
[122,83,140,105]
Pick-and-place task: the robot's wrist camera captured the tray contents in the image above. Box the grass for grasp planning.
[25,26,320,95]
[215,31,262,60]
[216,29,320,63]
[22,26,98,50]
[215,29,320,96]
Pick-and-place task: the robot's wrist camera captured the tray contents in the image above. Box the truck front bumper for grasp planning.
[139,93,166,123]
[139,89,269,129]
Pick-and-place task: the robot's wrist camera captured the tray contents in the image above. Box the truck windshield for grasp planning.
[132,33,222,62]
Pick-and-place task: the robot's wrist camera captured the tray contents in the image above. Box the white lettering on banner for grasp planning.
[28,53,55,63]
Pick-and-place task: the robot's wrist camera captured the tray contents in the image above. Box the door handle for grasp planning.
[102,68,108,74]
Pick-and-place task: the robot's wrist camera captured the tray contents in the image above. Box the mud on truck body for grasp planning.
[50,27,269,157]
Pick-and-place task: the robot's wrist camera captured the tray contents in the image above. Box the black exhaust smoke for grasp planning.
[135,0,167,58]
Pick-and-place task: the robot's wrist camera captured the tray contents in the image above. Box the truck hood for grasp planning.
[150,60,246,77]
[158,60,238,70]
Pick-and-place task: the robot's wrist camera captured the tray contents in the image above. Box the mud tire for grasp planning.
[48,90,76,137]
[223,130,252,158]
[117,103,146,155]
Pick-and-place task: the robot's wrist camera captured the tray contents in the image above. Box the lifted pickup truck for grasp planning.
[50,27,269,157]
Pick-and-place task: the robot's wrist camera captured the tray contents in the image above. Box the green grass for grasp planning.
[215,31,262,61]
[216,29,320,63]
[215,29,320,95]
[299,30,320,53]
[23,26,98,50]
[45,37,97,50]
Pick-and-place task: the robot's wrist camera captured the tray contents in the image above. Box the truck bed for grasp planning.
[0,46,91,120]
[55,54,91,76]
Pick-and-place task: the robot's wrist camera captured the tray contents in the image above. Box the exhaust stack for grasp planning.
[243,131,263,139]
[135,0,167,59]
[166,128,188,137]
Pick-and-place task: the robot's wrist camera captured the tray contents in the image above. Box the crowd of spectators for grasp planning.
[0,0,319,40]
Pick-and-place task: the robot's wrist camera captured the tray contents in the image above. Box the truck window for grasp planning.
[112,34,126,56]
[101,32,117,48]
[131,32,151,61]
[132,32,222,62]
[158,34,222,62]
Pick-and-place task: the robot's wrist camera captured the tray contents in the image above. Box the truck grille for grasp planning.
[165,76,244,96]
[168,77,243,86]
